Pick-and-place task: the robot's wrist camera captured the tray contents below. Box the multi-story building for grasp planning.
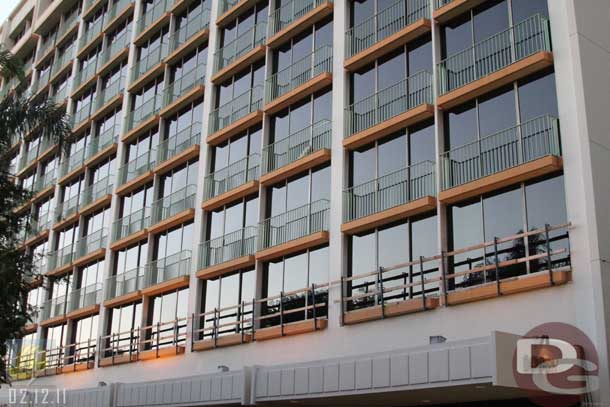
[1,0,609,405]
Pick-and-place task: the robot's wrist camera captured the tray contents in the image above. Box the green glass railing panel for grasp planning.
[56,194,80,221]
[131,42,169,82]
[95,74,125,111]
[126,93,163,130]
[104,0,133,28]
[218,0,239,16]
[80,17,104,49]
[101,27,131,66]
[209,85,263,134]
[105,267,145,299]
[156,122,201,165]
[434,0,453,9]
[74,60,98,89]
[87,125,118,159]
[199,226,257,269]
[144,250,191,287]
[163,64,206,106]
[75,228,107,258]
[118,148,156,185]
[51,44,74,77]
[112,207,152,241]
[71,102,93,128]
[68,283,103,313]
[60,146,87,176]
[137,0,172,34]
[213,21,267,73]
[203,153,260,200]
[151,184,197,224]
[81,174,113,207]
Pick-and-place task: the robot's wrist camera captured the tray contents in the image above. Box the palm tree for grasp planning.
[0,48,72,384]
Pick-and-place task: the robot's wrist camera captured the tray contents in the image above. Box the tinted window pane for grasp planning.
[518,72,558,122]
[478,86,516,136]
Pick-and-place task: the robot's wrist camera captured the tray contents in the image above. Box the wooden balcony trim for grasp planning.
[192,333,252,351]
[77,31,105,60]
[27,275,44,290]
[139,345,186,360]
[196,255,256,280]
[85,143,118,168]
[49,61,73,86]
[13,200,31,215]
[171,0,191,14]
[148,208,195,235]
[211,45,266,84]
[344,18,431,72]
[56,25,79,51]
[38,144,60,164]
[128,62,166,93]
[33,81,51,100]
[103,2,135,34]
[34,367,61,377]
[73,248,106,268]
[115,170,154,196]
[216,0,258,27]
[261,149,331,187]
[90,93,123,123]
[46,262,73,278]
[201,180,259,211]
[343,297,439,325]
[134,12,172,46]
[103,290,142,308]
[16,160,38,179]
[80,194,112,217]
[254,318,327,341]
[439,155,563,204]
[267,1,334,49]
[141,275,190,297]
[255,231,329,262]
[35,46,56,70]
[32,184,55,203]
[40,314,67,327]
[446,269,571,306]
[433,0,486,24]
[72,117,94,136]
[97,47,129,78]
[264,72,332,115]
[154,144,201,175]
[58,164,86,186]
[159,84,205,118]
[343,104,435,150]
[24,229,50,248]
[23,323,38,335]
[206,110,263,146]
[61,361,94,374]
[99,353,138,367]
[66,303,100,320]
[70,74,99,100]
[52,211,79,231]
[164,28,210,66]
[83,0,105,20]
[341,196,437,235]
[438,51,554,111]
[121,114,160,144]
[110,229,149,251]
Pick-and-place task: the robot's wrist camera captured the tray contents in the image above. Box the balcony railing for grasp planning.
[199,226,257,269]
[343,160,436,222]
[47,243,75,272]
[101,27,131,66]
[74,61,98,89]
[131,42,169,82]
[87,125,117,159]
[262,120,331,174]
[58,10,79,39]
[218,0,239,16]
[144,250,191,288]
[209,85,263,134]
[213,21,266,73]
[105,267,145,299]
[27,212,51,239]
[40,296,67,321]
[32,170,56,193]
[118,148,156,185]
[80,174,113,207]
[345,70,433,136]
[112,207,151,241]
[151,184,197,225]
[137,0,172,34]
[75,228,108,259]
[70,102,93,128]
[203,153,260,200]
[437,14,551,95]
[156,122,201,165]
[127,93,163,130]
[346,0,429,58]
[35,69,51,93]
[34,340,96,374]
[270,0,332,37]
[55,194,79,222]
[38,37,56,61]
[60,146,86,177]
[95,74,125,111]
[104,0,132,26]
[67,282,103,313]
[434,0,453,8]
[170,7,210,52]
[265,46,332,103]
[259,199,330,250]
[163,64,206,107]
[80,17,104,49]
[440,115,561,190]
[51,44,74,76]
[52,85,68,104]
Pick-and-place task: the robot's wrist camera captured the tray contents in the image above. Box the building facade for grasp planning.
[1,0,609,405]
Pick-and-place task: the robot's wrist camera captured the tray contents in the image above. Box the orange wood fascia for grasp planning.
[96,47,129,78]
[49,61,73,86]
[56,25,79,50]
[254,318,327,341]
[90,93,123,123]
[206,110,263,146]
[102,290,142,308]
[139,345,185,360]
[211,45,266,84]
[141,275,190,297]
[99,353,138,367]
[343,297,439,325]
[115,170,154,196]
[216,0,258,27]
[24,229,50,247]
[23,323,38,335]
[66,304,100,320]
[263,72,332,115]
[192,333,252,351]
[159,85,204,118]
[38,144,60,164]
[40,314,67,327]
[84,143,118,168]
[121,114,160,144]
[102,2,135,34]
[266,2,334,49]
[196,255,256,280]
[32,184,55,204]
[77,31,105,60]
[79,194,112,217]
[52,211,79,231]
[127,62,166,93]
[45,261,74,278]
[110,229,149,251]
[134,12,171,46]
[147,208,195,235]
[260,149,331,187]
[58,165,86,186]
[255,231,329,262]
[164,28,210,66]
[154,144,201,175]
[70,74,99,100]
[83,0,105,20]
[201,180,259,211]
[433,0,487,24]
[72,248,106,268]
[61,361,94,374]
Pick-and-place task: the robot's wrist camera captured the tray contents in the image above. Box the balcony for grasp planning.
[25,212,51,245]
[149,185,197,234]
[124,93,163,138]
[40,296,67,326]
[98,27,131,77]
[70,102,93,132]
[31,171,56,197]
[257,199,329,261]
[50,44,74,81]
[165,7,210,64]
[47,244,75,276]
[72,62,98,97]
[433,0,486,24]
[66,283,102,319]
[344,71,434,150]
[34,69,51,96]
[197,226,257,279]
[59,147,86,184]
[268,0,333,48]
[104,267,145,307]
[74,228,108,266]
[54,194,80,229]
[37,36,56,65]
[437,14,553,110]
[192,300,254,350]
[86,125,118,165]
[91,74,125,121]
[154,122,201,174]
[135,0,172,43]
[103,0,135,33]
[264,46,332,115]
[160,65,206,117]
[78,18,104,57]
[116,149,156,195]
[33,340,96,376]
[342,161,436,235]
[141,250,191,296]
[261,120,331,186]
[57,11,79,45]
[211,22,266,84]
[80,175,113,215]
[129,42,169,92]
[207,86,263,145]
[439,115,562,204]
[111,207,151,250]
[217,0,258,27]
[345,0,431,71]
[51,85,68,106]
[202,153,260,211]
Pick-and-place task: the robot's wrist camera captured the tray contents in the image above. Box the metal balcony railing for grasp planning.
[218,0,239,16]
[126,93,163,130]
[137,0,172,34]
[346,0,429,58]
[105,267,145,299]
[434,0,453,8]
[213,21,267,73]
[343,160,436,223]
[266,46,332,103]
[262,120,331,174]
[47,243,75,272]
[51,44,74,76]
[80,175,113,207]
[40,296,67,321]
[33,339,96,373]
[270,0,332,36]
[259,199,330,250]
[156,122,201,165]
[170,7,210,52]
[87,124,118,159]
[163,64,206,107]
[55,194,79,222]
[345,70,433,136]
[80,17,104,50]
[60,146,86,177]
[70,102,93,128]
[437,14,552,95]
[203,153,260,200]
[104,0,132,27]
[112,207,151,241]
[74,60,98,89]
[101,26,131,66]
[67,282,103,313]
[151,185,197,224]
[440,115,561,190]
[118,148,156,185]
[95,74,125,111]
[144,250,191,288]
[209,85,263,134]
[199,226,257,269]
[131,42,169,82]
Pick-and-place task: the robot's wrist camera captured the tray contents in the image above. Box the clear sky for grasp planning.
[0,0,21,25]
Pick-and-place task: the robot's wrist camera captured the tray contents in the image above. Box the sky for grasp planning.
[0,0,21,25]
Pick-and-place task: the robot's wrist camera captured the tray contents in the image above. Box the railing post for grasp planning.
[240,301,245,343]
[494,237,501,296]
[311,284,317,330]
[280,291,285,336]
[340,276,345,326]
[213,308,218,348]
[441,251,448,306]
[155,322,160,358]
[419,256,427,310]
[378,267,385,318]
[545,223,554,285]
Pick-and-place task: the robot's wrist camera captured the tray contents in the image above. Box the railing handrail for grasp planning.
[203,153,261,199]
[261,199,330,225]
[214,21,267,72]
[170,6,210,51]
[269,0,332,35]
[151,184,197,213]
[199,225,258,268]
[344,160,436,194]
